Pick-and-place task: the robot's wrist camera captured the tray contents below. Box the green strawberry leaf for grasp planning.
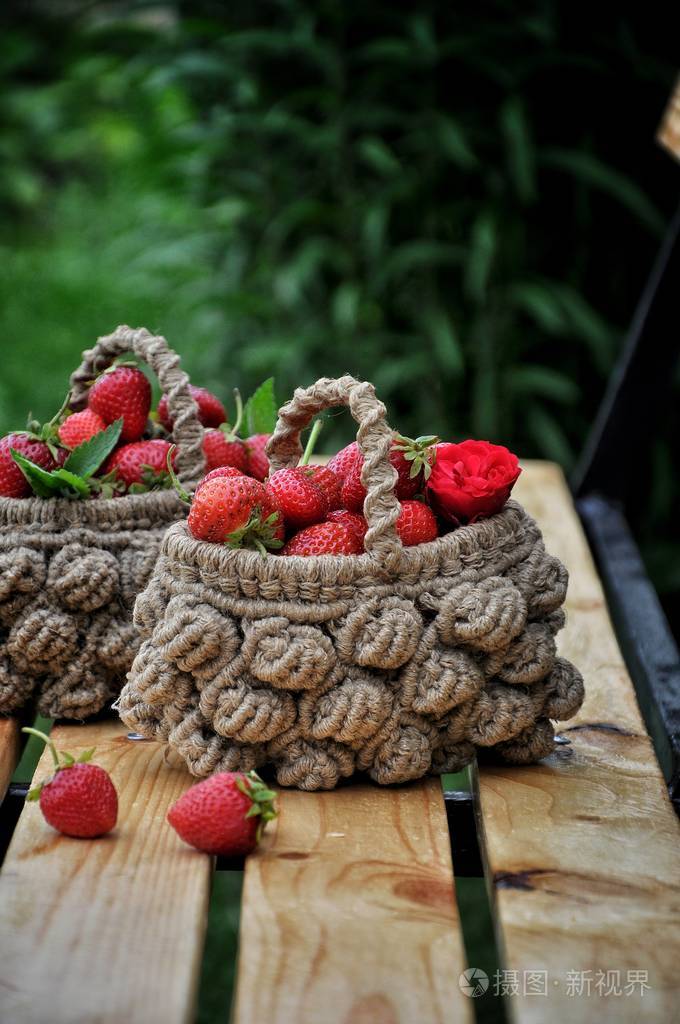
[10,450,91,498]
[64,418,123,478]
[244,378,278,436]
[10,450,61,497]
[77,748,95,763]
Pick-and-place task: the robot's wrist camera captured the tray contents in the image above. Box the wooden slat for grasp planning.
[0,720,212,1024]
[233,778,471,1024]
[0,718,21,800]
[476,461,680,1023]
[657,76,680,162]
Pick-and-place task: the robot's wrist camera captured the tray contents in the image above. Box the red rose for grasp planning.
[425,440,521,524]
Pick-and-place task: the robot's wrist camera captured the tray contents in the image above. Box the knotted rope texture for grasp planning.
[118,375,585,789]
[0,325,206,719]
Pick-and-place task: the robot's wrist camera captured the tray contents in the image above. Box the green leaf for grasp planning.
[540,148,665,235]
[501,96,536,203]
[465,214,497,304]
[420,309,464,375]
[357,136,401,177]
[64,418,123,478]
[11,450,91,498]
[77,748,95,763]
[506,365,579,404]
[244,378,278,435]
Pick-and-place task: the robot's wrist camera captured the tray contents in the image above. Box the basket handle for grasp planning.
[68,325,206,488]
[266,375,404,563]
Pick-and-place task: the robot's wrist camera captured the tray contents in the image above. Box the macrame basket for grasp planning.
[0,325,206,720]
[118,375,584,790]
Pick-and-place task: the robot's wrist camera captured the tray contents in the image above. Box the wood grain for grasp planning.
[0,720,212,1024]
[233,777,471,1024]
[658,76,680,162]
[476,460,680,1023]
[0,717,20,800]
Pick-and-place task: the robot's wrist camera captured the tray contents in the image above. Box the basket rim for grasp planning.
[0,488,186,530]
[161,498,536,585]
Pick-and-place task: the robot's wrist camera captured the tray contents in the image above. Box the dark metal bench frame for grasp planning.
[573,203,680,813]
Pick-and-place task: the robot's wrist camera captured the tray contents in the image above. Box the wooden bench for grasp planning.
[0,461,679,1023]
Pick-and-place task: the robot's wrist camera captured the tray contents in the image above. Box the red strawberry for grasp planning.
[167,770,277,857]
[337,437,437,512]
[104,439,175,491]
[0,433,58,498]
[202,429,249,473]
[327,441,361,481]
[396,500,438,546]
[188,474,284,551]
[158,385,227,432]
[58,409,107,449]
[244,433,271,481]
[195,465,245,496]
[266,467,329,531]
[88,366,151,442]
[307,465,342,510]
[282,520,364,556]
[326,509,368,542]
[23,727,117,839]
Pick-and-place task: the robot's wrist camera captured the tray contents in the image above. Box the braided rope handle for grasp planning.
[69,325,206,488]
[266,375,405,563]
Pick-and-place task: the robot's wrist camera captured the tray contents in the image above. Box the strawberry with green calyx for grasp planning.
[334,435,439,512]
[8,418,124,500]
[88,364,151,442]
[158,385,226,432]
[392,434,439,483]
[22,727,118,839]
[187,473,284,554]
[167,770,278,856]
[103,439,176,493]
[203,389,248,472]
[164,447,246,505]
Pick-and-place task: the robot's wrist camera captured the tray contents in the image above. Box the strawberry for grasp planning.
[23,727,117,839]
[58,409,107,450]
[0,433,58,498]
[282,520,364,556]
[88,366,151,442]
[396,500,439,546]
[326,508,368,542]
[203,429,249,473]
[194,465,244,496]
[327,441,361,481]
[244,433,271,481]
[167,770,277,857]
[103,439,175,492]
[266,467,329,531]
[188,474,284,552]
[158,385,226,432]
[307,465,342,510]
[336,436,438,512]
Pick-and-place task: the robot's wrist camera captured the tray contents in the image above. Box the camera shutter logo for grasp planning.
[459,968,489,998]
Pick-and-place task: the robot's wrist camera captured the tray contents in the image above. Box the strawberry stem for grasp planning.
[299,419,323,467]
[22,727,60,771]
[166,446,193,504]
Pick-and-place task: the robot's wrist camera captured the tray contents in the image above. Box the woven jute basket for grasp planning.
[118,375,584,790]
[0,325,206,720]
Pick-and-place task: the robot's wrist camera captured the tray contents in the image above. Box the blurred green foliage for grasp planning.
[0,1,678,598]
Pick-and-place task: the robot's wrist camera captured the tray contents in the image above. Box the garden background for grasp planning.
[1,4,678,1020]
